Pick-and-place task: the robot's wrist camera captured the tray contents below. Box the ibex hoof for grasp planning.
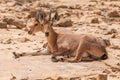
[51,58,58,62]
[12,52,19,59]
[59,58,64,62]
[51,56,58,62]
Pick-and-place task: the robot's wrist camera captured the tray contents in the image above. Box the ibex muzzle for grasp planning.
[45,32,49,37]
[28,30,32,34]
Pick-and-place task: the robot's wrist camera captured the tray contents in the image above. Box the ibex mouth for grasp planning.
[45,32,49,37]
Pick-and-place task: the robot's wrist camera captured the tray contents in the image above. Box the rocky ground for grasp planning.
[0,0,120,80]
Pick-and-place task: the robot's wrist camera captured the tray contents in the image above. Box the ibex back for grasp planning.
[28,10,109,63]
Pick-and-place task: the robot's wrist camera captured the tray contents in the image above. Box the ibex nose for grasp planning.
[45,32,49,37]
[28,31,32,34]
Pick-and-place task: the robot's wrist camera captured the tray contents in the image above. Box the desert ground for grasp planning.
[0,0,120,80]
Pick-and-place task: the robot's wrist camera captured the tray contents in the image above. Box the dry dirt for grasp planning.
[0,0,120,80]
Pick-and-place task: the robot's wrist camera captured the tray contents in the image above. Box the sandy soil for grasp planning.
[0,0,120,80]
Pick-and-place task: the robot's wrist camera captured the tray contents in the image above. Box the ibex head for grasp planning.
[28,9,59,35]
[28,9,46,34]
[44,9,59,37]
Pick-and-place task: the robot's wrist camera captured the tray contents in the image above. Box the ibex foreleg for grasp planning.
[51,48,71,62]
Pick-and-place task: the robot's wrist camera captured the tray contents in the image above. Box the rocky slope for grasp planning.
[0,0,120,80]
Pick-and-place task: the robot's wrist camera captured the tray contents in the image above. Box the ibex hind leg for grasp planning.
[64,43,85,63]
[88,53,108,60]
[64,51,84,63]
[85,52,108,60]
[80,53,108,61]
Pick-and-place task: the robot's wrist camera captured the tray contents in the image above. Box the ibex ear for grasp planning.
[54,11,59,21]
[50,10,59,21]
[49,10,52,21]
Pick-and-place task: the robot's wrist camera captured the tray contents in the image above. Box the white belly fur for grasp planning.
[82,53,90,57]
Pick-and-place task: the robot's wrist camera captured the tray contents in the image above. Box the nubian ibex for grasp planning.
[28,10,109,63]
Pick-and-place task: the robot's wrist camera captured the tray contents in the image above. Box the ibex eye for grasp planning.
[34,23,38,26]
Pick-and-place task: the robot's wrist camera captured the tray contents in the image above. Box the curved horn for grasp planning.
[40,10,46,21]
[54,10,59,21]
[49,10,52,21]
[35,9,46,22]
[35,11,40,22]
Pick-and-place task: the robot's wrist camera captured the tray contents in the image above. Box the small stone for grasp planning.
[104,28,117,35]
[91,18,99,23]
[75,4,81,9]
[70,77,81,80]
[108,10,120,17]
[90,0,97,2]
[57,77,64,80]
[102,38,111,47]
[17,38,30,43]
[111,33,117,38]
[95,11,101,15]
[71,28,78,31]
[103,69,111,74]
[110,0,119,1]
[0,21,7,28]
[117,63,120,66]
[20,77,29,80]
[110,45,120,50]
[44,77,54,80]
[2,39,12,44]
[88,77,96,80]
[97,74,107,80]
[10,74,16,80]
[56,4,68,8]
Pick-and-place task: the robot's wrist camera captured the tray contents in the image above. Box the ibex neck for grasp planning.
[47,28,57,39]
[47,29,58,52]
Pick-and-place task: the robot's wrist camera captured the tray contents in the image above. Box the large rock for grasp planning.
[56,18,73,27]
[0,21,7,28]
[3,17,26,29]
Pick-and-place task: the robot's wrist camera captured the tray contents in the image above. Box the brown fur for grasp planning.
[28,10,108,63]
